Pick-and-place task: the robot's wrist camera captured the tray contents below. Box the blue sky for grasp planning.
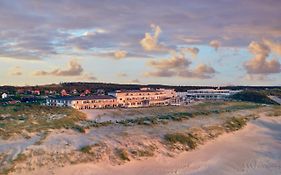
[0,0,281,86]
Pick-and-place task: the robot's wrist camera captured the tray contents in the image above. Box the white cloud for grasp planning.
[209,40,221,51]
[114,50,128,59]
[263,39,281,56]
[244,41,281,74]
[9,66,23,76]
[140,24,168,52]
[180,47,199,58]
[145,52,216,79]
[33,59,83,76]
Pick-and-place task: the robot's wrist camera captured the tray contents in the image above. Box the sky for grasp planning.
[0,0,281,86]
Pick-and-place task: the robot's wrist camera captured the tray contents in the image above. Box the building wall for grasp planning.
[71,99,117,110]
[115,89,176,108]
[46,99,72,107]
[46,98,117,109]
[185,89,241,100]
[1,93,8,99]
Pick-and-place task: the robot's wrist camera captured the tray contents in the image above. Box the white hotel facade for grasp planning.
[178,89,241,100]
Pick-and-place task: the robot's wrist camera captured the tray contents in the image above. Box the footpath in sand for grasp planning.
[48,116,281,175]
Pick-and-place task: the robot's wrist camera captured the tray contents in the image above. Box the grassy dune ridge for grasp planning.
[0,104,86,139]
[163,116,249,151]
[80,102,259,128]
[0,102,259,140]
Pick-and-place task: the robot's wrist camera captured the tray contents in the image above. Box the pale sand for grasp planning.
[27,116,281,175]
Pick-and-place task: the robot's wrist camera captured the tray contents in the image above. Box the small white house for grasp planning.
[1,93,8,99]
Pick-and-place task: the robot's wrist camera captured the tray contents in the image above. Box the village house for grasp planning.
[46,95,117,110]
[32,90,41,95]
[60,89,68,96]
[44,90,50,95]
[16,89,25,94]
[84,89,91,95]
[71,89,78,95]
[96,89,105,95]
[49,90,57,95]
[1,93,8,99]
[80,93,86,96]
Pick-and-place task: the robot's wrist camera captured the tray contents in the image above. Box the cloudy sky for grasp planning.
[1,0,281,86]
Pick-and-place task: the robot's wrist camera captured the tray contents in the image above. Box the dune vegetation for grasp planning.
[0,104,86,139]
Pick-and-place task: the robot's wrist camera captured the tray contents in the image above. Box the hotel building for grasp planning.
[46,88,178,109]
[109,88,176,108]
[185,89,240,100]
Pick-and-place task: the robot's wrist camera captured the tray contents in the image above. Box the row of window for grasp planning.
[187,91,230,94]
[118,96,167,101]
[79,100,116,104]
[122,92,165,96]
[187,95,225,98]
[75,104,117,109]
[48,99,70,104]
[47,99,117,105]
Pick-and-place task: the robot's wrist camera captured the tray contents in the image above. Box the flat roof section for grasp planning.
[48,95,116,101]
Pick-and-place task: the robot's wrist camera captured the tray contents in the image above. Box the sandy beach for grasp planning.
[25,116,281,175]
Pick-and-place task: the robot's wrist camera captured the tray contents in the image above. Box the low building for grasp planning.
[84,89,91,95]
[97,89,105,95]
[1,93,8,99]
[71,89,78,95]
[61,89,68,96]
[110,88,176,108]
[16,89,25,94]
[32,90,41,95]
[46,95,117,110]
[185,89,241,100]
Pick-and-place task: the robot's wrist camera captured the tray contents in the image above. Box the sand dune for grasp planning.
[45,116,281,175]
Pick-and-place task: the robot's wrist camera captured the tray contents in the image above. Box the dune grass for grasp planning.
[224,117,248,132]
[163,114,254,151]
[0,153,28,174]
[82,102,260,128]
[164,133,197,150]
[80,145,92,154]
[0,104,86,139]
[115,148,130,161]
[267,106,281,117]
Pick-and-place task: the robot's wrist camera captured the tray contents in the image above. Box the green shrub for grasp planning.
[13,153,27,163]
[72,125,86,133]
[224,117,247,131]
[115,148,130,161]
[80,145,92,154]
[130,149,154,157]
[164,133,197,149]
[231,90,277,105]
